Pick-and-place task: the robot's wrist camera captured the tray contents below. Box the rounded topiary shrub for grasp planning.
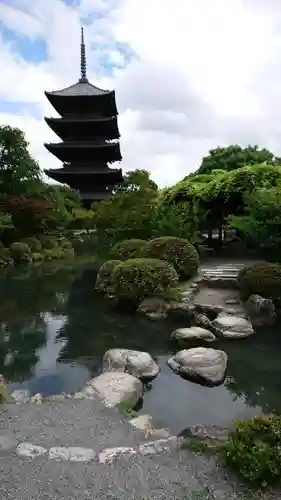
[142,237,199,279]
[22,237,42,252]
[223,414,281,486]
[237,261,281,301]
[39,235,58,249]
[110,239,147,261]
[112,258,179,303]
[10,242,31,262]
[95,259,122,294]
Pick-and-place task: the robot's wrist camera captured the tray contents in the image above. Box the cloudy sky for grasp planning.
[1,0,281,187]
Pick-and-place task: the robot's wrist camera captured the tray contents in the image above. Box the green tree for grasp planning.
[201,164,281,243]
[229,187,281,260]
[0,125,42,196]
[93,170,158,241]
[197,144,281,174]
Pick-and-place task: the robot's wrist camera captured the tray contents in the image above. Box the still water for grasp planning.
[1,258,281,434]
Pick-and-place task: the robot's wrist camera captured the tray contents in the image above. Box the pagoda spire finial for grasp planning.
[80,27,88,82]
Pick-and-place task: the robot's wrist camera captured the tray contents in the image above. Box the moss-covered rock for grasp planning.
[112,258,178,303]
[142,236,199,280]
[96,259,123,294]
[110,239,147,260]
[10,241,31,263]
[237,261,281,302]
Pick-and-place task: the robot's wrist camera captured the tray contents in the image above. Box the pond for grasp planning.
[1,257,281,435]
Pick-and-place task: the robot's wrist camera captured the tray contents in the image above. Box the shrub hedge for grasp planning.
[112,257,178,303]
[10,242,31,262]
[22,236,42,252]
[96,259,123,293]
[110,239,147,261]
[223,414,281,486]
[237,261,281,301]
[142,236,199,279]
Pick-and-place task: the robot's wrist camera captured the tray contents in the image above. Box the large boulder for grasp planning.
[138,297,170,320]
[168,348,227,385]
[86,372,143,408]
[244,294,276,328]
[171,327,216,347]
[103,349,159,380]
[212,313,254,339]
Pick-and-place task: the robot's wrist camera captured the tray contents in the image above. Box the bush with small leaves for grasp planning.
[110,239,147,260]
[0,247,13,267]
[96,260,123,294]
[237,261,281,302]
[223,414,281,486]
[39,235,59,249]
[10,242,31,263]
[142,236,199,280]
[21,237,42,252]
[112,258,179,303]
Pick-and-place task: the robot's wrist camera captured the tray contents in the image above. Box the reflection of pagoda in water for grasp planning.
[44,28,123,208]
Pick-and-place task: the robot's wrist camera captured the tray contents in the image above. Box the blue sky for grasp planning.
[1,0,281,187]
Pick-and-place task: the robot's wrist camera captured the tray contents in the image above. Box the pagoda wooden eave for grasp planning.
[44,141,122,162]
[44,116,120,140]
[45,88,117,117]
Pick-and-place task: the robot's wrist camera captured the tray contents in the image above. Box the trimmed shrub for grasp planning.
[112,258,178,303]
[96,260,123,293]
[110,239,147,260]
[142,236,199,279]
[39,235,58,249]
[237,261,281,302]
[22,237,42,252]
[223,414,281,486]
[10,242,31,263]
[0,247,13,267]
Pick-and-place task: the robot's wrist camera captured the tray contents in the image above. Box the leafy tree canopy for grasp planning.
[0,125,42,196]
[197,144,281,174]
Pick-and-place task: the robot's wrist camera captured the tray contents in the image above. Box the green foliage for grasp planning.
[198,145,281,174]
[152,202,200,243]
[0,247,13,267]
[95,259,123,293]
[112,258,179,303]
[21,237,42,252]
[68,208,96,231]
[109,239,147,260]
[117,399,138,416]
[142,237,199,280]
[39,235,58,249]
[229,187,281,261]
[93,170,157,241]
[223,414,281,486]
[10,241,31,263]
[0,212,14,233]
[0,125,42,197]
[237,261,281,302]
[202,164,281,231]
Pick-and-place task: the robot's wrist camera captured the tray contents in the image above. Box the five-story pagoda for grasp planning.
[44,28,123,208]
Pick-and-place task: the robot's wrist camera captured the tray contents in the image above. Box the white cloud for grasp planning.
[1,0,281,188]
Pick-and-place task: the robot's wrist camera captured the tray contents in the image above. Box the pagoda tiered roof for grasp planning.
[44,27,123,207]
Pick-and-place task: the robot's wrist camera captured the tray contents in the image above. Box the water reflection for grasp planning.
[0,260,281,432]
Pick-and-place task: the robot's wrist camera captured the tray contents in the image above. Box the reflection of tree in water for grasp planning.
[222,329,281,415]
[57,268,183,373]
[0,262,82,382]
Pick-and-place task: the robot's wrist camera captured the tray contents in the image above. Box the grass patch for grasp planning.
[181,437,224,454]
[117,399,138,417]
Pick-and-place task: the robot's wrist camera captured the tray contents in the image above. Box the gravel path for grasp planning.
[0,397,251,500]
